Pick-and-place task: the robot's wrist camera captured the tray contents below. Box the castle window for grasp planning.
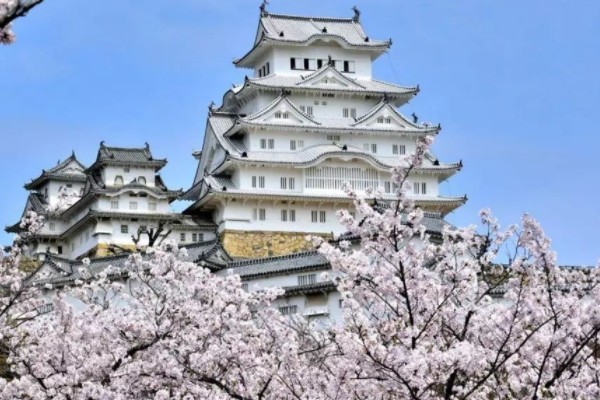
[111,200,119,210]
[57,246,63,255]
[392,144,406,155]
[138,176,147,185]
[260,138,267,149]
[129,202,138,210]
[148,202,157,211]
[241,283,249,292]
[311,211,327,223]
[180,233,186,242]
[343,61,355,73]
[281,209,288,222]
[44,188,48,199]
[253,208,266,221]
[377,117,384,124]
[298,140,304,148]
[343,108,356,118]
[385,118,392,124]
[114,176,124,187]
[413,182,427,195]
[371,144,377,153]
[305,166,378,191]
[298,274,317,285]
[121,225,129,234]
[278,305,298,316]
[49,222,56,231]
[327,135,341,142]
[192,233,197,242]
[350,108,357,118]
[252,176,265,189]
[384,181,392,194]
[290,140,297,150]
[280,209,296,222]
[268,139,275,149]
[306,106,313,116]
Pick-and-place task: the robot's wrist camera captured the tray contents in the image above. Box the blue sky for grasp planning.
[1,0,599,265]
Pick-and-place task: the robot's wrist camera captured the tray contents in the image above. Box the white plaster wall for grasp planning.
[269,44,373,79]
[103,166,157,188]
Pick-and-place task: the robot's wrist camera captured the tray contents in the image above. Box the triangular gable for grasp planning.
[297,65,366,90]
[47,154,87,175]
[352,101,422,130]
[242,96,320,126]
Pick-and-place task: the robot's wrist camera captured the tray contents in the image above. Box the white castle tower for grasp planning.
[182,6,466,259]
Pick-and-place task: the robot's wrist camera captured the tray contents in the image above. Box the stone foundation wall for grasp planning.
[88,243,137,258]
[221,230,332,259]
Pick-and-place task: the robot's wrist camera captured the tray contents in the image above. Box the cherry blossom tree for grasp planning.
[0,0,45,44]
[314,137,600,399]
[2,138,600,399]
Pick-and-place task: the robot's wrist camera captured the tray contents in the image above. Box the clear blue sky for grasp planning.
[1,0,599,265]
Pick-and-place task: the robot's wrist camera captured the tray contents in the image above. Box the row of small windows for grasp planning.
[111,200,157,211]
[252,209,327,223]
[257,62,270,78]
[274,111,289,119]
[119,225,204,242]
[290,58,356,73]
[259,138,405,155]
[383,181,427,195]
[251,176,296,190]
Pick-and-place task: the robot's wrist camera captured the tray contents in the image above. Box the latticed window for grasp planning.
[298,274,317,285]
[392,144,406,155]
[278,305,298,316]
[327,135,341,142]
[413,182,427,195]
[290,140,297,150]
[252,176,265,189]
[253,208,266,221]
[305,166,379,191]
[268,139,275,149]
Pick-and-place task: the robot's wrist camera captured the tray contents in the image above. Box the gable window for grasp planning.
[392,144,406,155]
[111,200,119,210]
[114,176,124,187]
[413,182,427,195]
[385,117,392,124]
[121,225,128,234]
[343,60,356,73]
[274,111,289,119]
[138,176,147,185]
[298,274,317,285]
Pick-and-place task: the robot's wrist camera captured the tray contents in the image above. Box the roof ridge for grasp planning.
[264,12,356,24]
[228,250,321,267]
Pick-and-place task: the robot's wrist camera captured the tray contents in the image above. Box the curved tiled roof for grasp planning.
[87,143,167,172]
[235,12,390,67]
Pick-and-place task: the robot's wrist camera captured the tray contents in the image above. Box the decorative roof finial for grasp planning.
[327,55,334,67]
[145,142,150,150]
[259,0,269,16]
[382,92,389,103]
[208,101,216,113]
[57,159,60,165]
[100,140,105,148]
[411,112,419,124]
[71,150,76,158]
[352,6,361,22]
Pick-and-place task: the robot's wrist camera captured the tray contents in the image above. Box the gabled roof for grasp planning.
[240,94,320,126]
[25,152,87,190]
[352,99,440,132]
[87,142,167,172]
[235,11,391,68]
[221,70,417,112]
[5,193,50,233]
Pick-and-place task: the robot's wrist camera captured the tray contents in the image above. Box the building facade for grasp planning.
[7,143,215,260]
[182,7,465,259]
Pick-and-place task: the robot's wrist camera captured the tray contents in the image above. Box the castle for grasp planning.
[8,5,464,324]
